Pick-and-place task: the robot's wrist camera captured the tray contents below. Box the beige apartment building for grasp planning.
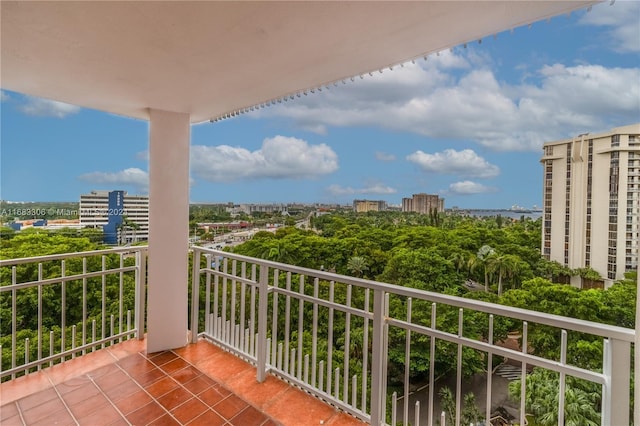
[353,199,387,213]
[402,193,444,214]
[542,123,640,288]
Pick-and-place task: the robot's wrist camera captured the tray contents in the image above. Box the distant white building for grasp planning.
[542,123,640,287]
[80,190,149,244]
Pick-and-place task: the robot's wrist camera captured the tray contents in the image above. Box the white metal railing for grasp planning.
[191,246,636,426]
[0,246,147,380]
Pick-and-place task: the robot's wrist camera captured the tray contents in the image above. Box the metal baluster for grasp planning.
[343,284,352,404]
[204,254,211,335]
[519,322,528,426]
[250,263,256,357]
[24,338,29,375]
[11,267,16,379]
[297,275,305,380]
[403,297,412,426]
[284,272,291,374]
[311,277,319,388]
[61,260,66,361]
[101,256,106,348]
[239,262,246,352]
[221,258,228,343]
[428,303,436,426]
[119,254,124,343]
[486,315,494,423]
[230,260,237,347]
[271,269,280,368]
[455,309,463,426]
[37,263,43,369]
[558,330,567,426]
[391,391,397,426]
[82,257,87,353]
[362,288,370,414]
[326,281,334,394]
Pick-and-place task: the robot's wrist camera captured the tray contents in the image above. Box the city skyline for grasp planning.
[1,1,639,208]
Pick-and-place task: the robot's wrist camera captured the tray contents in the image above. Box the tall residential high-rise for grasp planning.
[353,199,387,213]
[402,193,444,214]
[541,123,640,288]
[80,190,149,244]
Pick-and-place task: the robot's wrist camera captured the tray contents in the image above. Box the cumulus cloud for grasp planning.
[18,96,81,118]
[407,149,499,178]
[252,52,639,152]
[79,168,148,191]
[580,1,640,53]
[448,180,498,195]
[190,135,338,182]
[326,183,397,196]
[375,151,396,162]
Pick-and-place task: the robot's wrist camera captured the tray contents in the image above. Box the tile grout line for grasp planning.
[111,352,177,425]
[169,349,280,426]
[86,370,133,426]
[49,374,82,426]
[167,349,253,425]
[36,362,83,426]
[172,346,287,426]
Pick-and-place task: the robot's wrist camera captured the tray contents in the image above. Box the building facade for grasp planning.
[402,193,444,214]
[80,190,149,244]
[353,199,387,213]
[541,124,640,287]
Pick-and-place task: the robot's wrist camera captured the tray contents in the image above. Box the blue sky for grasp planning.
[1,1,639,209]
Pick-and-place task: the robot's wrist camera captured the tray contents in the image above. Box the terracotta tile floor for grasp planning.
[0,338,365,426]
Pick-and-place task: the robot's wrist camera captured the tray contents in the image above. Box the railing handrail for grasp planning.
[0,245,148,267]
[192,246,635,343]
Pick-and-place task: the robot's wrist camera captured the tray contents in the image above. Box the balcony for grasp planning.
[1,246,637,425]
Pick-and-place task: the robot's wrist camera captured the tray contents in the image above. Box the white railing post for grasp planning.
[135,248,147,339]
[602,338,630,426]
[190,248,201,344]
[370,289,386,426]
[256,263,269,382]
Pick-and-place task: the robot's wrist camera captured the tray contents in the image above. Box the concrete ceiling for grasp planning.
[1,1,597,123]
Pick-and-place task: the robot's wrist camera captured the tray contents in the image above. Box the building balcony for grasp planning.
[1,246,636,425]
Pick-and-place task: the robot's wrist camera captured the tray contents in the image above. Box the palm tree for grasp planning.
[261,241,291,263]
[487,254,518,295]
[449,251,468,275]
[509,369,601,426]
[346,256,368,278]
[472,245,495,291]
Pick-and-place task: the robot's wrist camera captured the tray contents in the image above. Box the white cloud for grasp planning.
[135,151,149,161]
[79,168,148,191]
[407,149,499,178]
[0,91,9,102]
[190,135,338,182]
[251,53,639,152]
[18,96,81,118]
[326,183,397,196]
[448,180,498,195]
[375,151,396,162]
[580,1,640,53]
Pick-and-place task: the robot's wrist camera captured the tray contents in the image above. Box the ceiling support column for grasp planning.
[146,109,191,353]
